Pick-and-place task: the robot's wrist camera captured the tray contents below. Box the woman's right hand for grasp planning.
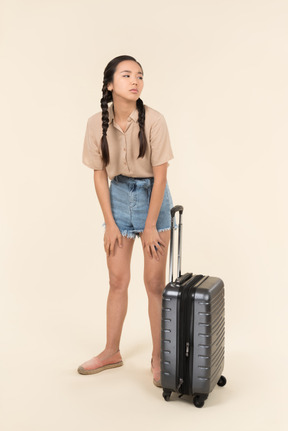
[104,223,123,257]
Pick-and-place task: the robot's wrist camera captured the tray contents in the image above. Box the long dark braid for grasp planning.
[100,82,112,166]
[100,55,148,167]
[136,98,147,158]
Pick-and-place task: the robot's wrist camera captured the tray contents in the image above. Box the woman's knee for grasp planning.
[106,237,134,293]
[144,276,165,296]
[109,271,130,293]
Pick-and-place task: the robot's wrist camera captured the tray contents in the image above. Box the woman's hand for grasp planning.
[141,226,166,261]
[104,223,123,257]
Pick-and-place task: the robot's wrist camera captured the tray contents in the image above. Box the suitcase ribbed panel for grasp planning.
[161,284,180,391]
[192,277,225,395]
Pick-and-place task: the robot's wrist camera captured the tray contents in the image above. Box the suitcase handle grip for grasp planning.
[170,205,183,218]
[169,205,184,283]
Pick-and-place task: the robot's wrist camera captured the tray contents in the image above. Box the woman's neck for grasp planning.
[112,98,137,123]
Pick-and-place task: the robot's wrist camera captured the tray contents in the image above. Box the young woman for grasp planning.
[78,55,175,387]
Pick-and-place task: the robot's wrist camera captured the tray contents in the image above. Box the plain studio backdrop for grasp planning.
[0,0,287,430]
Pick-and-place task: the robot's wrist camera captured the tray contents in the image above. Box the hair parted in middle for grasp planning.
[100,55,148,167]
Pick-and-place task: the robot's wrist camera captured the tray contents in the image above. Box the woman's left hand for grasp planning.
[141,226,166,261]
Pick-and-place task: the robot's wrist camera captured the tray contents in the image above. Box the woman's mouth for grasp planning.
[130,89,138,93]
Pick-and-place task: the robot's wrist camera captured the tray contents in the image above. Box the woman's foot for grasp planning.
[151,357,161,387]
[77,350,123,375]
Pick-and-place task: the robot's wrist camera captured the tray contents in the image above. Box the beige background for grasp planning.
[1,0,287,429]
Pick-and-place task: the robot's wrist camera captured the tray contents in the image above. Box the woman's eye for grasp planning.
[122,75,143,80]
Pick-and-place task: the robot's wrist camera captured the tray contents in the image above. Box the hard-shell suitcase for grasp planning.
[161,205,227,407]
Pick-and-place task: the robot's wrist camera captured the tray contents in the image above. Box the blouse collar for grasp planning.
[108,103,139,124]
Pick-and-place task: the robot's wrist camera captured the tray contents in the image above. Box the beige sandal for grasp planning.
[77,351,123,375]
[78,361,123,375]
[151,358,162,387]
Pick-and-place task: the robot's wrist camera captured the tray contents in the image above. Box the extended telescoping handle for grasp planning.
[169,205,184,283]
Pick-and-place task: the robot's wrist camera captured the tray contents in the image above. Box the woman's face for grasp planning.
[107,60,144,102]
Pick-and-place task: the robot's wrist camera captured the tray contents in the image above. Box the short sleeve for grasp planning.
[150,114,174,166]
[82,119,104,170]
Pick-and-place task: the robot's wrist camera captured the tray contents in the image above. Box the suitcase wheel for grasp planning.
[193,394,207,408]
[162,389,172,401]
[217,375,227,387]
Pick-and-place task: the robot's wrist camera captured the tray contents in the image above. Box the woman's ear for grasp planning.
[107,83,113,91]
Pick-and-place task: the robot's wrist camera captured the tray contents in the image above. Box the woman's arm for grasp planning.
[142,162,168,260]
[93,169,123,256]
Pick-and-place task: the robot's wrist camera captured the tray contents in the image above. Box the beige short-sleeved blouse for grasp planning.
[82,103,174,180]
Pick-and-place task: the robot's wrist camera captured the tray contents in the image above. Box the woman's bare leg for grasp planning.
[140,230,171,379]
[78,236,135,370]
[104,236,135,354]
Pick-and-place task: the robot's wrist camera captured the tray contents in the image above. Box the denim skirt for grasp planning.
[105,175,176,239]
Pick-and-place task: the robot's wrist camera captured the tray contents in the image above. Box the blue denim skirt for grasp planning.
[105,175,176,239]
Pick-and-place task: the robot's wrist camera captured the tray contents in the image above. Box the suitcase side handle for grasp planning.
[169,205,184,283]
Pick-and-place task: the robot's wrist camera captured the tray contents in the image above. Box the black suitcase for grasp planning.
[161,205,227,407]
